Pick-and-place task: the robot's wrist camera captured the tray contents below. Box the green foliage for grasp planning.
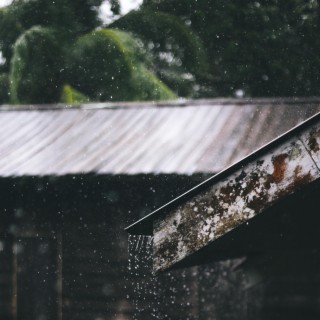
[110,0,121,15]
[0,0,109,71]
[7,0,104,34]
[142,0,320,97]
[0,7,24,72]
[60,84,91,104]
[66,29,134,101]
[112,9,209,97]
[131,65,177,100]
[67,28,176,101]
[1,1,178,104]
[0,73,9,104]
[9,26,63,104]
[2,0,320,103]
[112,9,207,73]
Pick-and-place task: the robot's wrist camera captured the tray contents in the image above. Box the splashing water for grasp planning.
[128,235,161,319]
[126,235,249,320]
[127,235,200,320]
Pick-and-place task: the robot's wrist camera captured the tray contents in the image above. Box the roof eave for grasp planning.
[125,111,320,236]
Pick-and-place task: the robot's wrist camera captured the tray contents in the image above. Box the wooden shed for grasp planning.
[1,98,320,320]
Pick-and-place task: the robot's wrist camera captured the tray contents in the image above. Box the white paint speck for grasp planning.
[207,206,214,213]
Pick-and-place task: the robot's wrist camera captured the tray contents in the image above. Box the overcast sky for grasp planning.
[100,0,142,23]
[0,0,11,6]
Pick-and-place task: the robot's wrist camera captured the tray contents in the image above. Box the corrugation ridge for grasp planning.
[74,111,139,172]
[89,108,154,173]
[199,105,255,172]
[225,105,274,167]
[98,108,173,173]
[171,105,229,173]
[121,106,202,173]
[117,106,209,173]
[194,105,241,172]
[6,111,91,176]
[1,103,320,176]
[0,111,48,159]
[2,111,74,174]
[44,110,123,174]
[232,105,320,164]
[216,105,259,168]
[150,105,222,173]
[0,111,32,145]
[30,110,106,174]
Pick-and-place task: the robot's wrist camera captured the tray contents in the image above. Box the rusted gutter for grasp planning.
[126,112,320,272]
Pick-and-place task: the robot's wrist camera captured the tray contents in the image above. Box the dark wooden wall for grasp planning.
[0,237,14,320]
[1,173,233,320]
[1,174,318,320]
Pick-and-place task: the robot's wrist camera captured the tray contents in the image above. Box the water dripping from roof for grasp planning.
[127,234,201,319]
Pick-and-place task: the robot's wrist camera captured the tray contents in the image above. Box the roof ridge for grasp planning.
[1,97,320,112]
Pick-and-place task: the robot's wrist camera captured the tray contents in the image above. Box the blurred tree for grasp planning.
[10,26,63,104]
[60,84,91,104]
[5,0,317,102]
[0,0,179,103]
[142,0,320,97]
[0,6,24,73]
[110,0,120,15]
[0,73,9,104]
[111,9,211,97]
[131,64,177,100]
[66,28,176,101]
[0,0,111,71]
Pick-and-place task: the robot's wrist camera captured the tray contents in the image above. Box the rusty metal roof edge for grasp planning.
[125,110,320,235]
[2,96,320,112]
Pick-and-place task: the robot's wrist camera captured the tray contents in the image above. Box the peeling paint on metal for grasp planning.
[153,122,320,272]
[299,126,320,169]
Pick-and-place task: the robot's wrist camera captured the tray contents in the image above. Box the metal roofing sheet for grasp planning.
[0,98,320,177]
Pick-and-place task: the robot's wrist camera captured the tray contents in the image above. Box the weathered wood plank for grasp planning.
[153,120,320,272]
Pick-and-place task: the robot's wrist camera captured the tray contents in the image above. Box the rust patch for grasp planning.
[217,169,269,213]
[272,153,288,183]
[275,167,313,199]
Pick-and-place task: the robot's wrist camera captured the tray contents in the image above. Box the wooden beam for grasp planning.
[153,120,320,272]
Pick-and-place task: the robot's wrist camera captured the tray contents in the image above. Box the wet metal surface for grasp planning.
[153,118,320,272]
[1,99,320,176]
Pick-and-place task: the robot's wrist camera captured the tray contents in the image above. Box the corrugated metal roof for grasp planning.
[1,98,320,177]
